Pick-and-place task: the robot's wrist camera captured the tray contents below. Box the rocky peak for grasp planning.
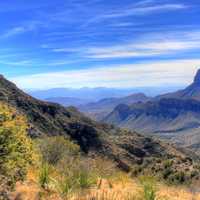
[193,69,200,85]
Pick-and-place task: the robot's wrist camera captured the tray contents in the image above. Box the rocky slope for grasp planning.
[157,69,200,100]
[103,70,200,152]
[79,93,151,120]
[0,75,199,180]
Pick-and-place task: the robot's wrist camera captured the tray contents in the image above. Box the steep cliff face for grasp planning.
[158,69,200,100]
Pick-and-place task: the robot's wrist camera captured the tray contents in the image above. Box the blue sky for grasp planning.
[0,0,200,89]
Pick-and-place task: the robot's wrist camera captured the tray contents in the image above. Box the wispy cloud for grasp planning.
[51,30,200,59]
[135,0,156,6]
[0,59,34,66]
[1,21,44,38]
[85,3,188,26]
[11,59,200,89]
[104,4,187,18]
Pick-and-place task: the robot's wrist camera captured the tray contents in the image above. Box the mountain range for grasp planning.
[79,93,151,120]
[28,87,135,101]
[28,86,183,102]
[0,74,198,178]
[103,69,200,153]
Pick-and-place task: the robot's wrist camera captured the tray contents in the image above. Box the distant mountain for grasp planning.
[80,93,151,120]
[0,74,198,180]
[45,97,90,107]
[28,87,136,101]
[103,69,200,153]
[27,86,183,101]
[157,69,200,100]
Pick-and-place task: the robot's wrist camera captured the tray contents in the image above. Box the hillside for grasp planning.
[103,70,200,153]
[0,75,199,183]
[79,93,151,120]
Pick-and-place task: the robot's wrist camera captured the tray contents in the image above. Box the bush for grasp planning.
[37,136,79,165]
[163,160,173,169]
[162,168,173,179]
[131,166,143,177]
[173,171,185,184]
[0,103,34,187]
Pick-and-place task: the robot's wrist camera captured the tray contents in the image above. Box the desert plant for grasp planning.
[55,176,75,198]
[139,176,156,200]
[77,169,92,189]
[39,163,50,189]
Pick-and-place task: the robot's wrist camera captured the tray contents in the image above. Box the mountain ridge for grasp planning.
[79,93,151,120]
[0,74,198,180]
[157,69,200,101]
[103,69,200,153]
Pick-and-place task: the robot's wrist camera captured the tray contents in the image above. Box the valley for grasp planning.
[1,72,200,199]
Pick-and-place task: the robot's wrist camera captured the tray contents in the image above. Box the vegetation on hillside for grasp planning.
[0,97,199,199]
[36,136,117,198]
[0,103,34,199]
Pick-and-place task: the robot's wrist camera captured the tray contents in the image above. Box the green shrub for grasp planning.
[131,166,143,177]
[174,171,185,184]
[190,170,199,178]
[0,103,34,187]
[163,160,173,169]
[37,136,79,165]
[162,168,173,179]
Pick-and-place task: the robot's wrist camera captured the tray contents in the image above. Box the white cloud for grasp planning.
[77,30,200,59]
[11,59,200,89]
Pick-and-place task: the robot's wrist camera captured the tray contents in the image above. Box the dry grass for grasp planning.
[157,185,200,200]
[9,170,200,200]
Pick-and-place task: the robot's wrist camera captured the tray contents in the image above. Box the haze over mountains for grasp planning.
[79,93,151,120]
[28,86,183,103]
[29,87,135,101]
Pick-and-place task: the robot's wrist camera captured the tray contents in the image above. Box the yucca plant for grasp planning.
[39,163,50,189]
[139,176,156,200]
